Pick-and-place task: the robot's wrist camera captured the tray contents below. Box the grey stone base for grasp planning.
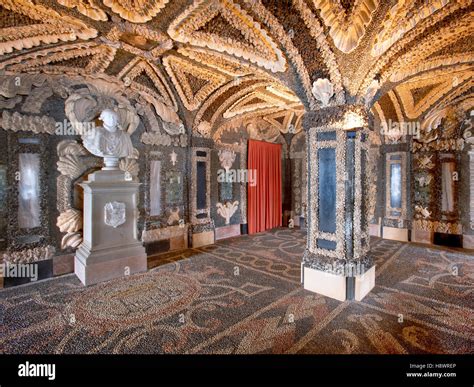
[75,242,147,286]
[215,224,240,240]
[411,229,434,244]
[192,230,214,248]
[382,226,409,241]
[302,263,376,301]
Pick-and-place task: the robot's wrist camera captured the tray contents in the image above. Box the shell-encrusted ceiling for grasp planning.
[167,0,287,73]
[312,0,379,54]
[0,0,472,136]
[0,0,97,55]
[163,54,229,111]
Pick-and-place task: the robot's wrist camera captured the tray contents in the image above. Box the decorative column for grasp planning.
[463,149,474,248]
[239,138,248,234]
[301,105,375,301]
[189,136,214,248]
[382,145,410,242]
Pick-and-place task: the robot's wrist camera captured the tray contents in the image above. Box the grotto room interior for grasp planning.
[0,0,473,384]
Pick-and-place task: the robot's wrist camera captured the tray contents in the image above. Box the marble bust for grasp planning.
[82,109,134,169]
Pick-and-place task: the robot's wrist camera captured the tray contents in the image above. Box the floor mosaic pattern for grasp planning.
[0,229,473,354]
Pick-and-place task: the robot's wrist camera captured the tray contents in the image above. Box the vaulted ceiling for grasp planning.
[0,0,473,138]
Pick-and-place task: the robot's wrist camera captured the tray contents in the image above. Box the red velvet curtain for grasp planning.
[247,139,282,234]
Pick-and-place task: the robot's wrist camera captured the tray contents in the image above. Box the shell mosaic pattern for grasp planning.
[1,230,472,354]
[0,0,471,137]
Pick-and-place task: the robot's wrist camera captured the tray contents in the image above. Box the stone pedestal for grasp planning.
[369,221,381,237]
[382,226,409,242]
[302,264,375,302]
[74,170,147,286]
[192,231,215,248]
[301,106,375,301]
[412,228,434,245]
[215,224,241,240]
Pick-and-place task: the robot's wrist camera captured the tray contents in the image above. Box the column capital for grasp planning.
[303,104,370,131]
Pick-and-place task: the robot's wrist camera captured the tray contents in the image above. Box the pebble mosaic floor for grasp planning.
[0,228,473,354]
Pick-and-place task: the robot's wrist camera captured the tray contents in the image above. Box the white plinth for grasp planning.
[74,169,147,286]
[302,264,375,301]
[382,226,409,241]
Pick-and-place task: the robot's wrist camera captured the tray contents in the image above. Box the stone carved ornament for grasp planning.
[1,111,57,134]
[416,155,435,170]
[415,174,433,187]
[167,208,180,226]
[415,205,432,219]
[57,81,141,250]
[135,98,187,147]
[0,75,61,131]
[170,150,178,166]
[246,120,281,143]
[65,80,141,170]
[462,110,474,146]
[81,109,135,169]
[56,140,90,250]
[311,78,334,108]
[413,219,462,235]
[119,157,139,178]
[57,209,83,233]
[82,109,134,158]
[364,79,380,107]
[104,201,126,228]
[65,79,139,136]
[216,201,239,225]
[195,121,212,138]
[2,246,55,264]
[218,149,236,172]
[413,105,468,152]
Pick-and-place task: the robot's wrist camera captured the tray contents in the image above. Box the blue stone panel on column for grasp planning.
[317,238,337,250]
[318,148,337,234]
[197,161,207,210]
[390,163,402,208]
[317,131,337,141]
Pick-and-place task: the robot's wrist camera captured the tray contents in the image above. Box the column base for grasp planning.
[292,216,300,227]
[369,222,381,237]
[382,226,409,242]
[75,242,147,286]
[299,216,306,231]
[192,230,215,248]
[215,224,240,240]
[412,229,434,244]
[301,264,375,302]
